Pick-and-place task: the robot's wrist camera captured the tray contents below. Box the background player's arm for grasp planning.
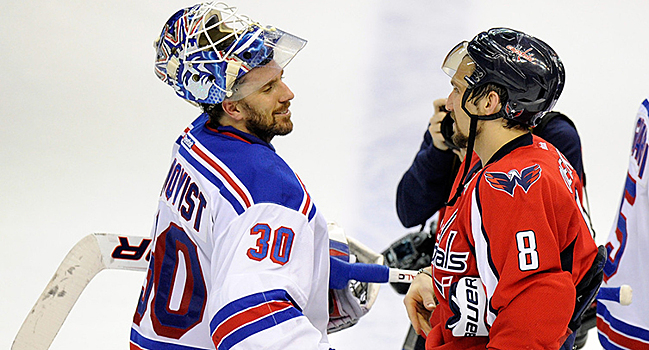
[396,100,458,228]
[535,116,584,182]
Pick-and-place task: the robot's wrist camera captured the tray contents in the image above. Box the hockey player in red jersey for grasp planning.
[403,28,603,350]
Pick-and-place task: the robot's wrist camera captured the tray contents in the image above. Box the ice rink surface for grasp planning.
[3,1,648,349]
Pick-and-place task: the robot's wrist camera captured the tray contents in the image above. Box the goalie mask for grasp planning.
[154,2,307,105]
[441,28,565,127]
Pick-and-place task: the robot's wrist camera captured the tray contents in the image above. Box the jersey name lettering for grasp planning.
[632,116,648,178]
[161,159,208,232]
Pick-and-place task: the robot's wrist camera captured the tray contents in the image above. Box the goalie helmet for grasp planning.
[154,2,307,105]
[442,28,565,127]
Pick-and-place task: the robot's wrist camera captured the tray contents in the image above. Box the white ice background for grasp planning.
[2,1,648,349]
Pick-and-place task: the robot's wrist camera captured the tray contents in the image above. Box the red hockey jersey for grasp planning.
[427,134,598,350]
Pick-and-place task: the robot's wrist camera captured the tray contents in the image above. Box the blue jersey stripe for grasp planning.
[190,125,306,212]
[597,301,649,341]
[130,329,207,350]
[218,307,302,350]
[597,333,628,350]
[307,204,317,221]
[329,240,350,259]
[209,289,297,332]
[178,145,245,215]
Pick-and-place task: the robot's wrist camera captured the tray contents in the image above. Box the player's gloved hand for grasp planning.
[446,276,489,337]
[326,222,381,333]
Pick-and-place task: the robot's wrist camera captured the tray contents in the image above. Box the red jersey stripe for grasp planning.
[191,144,252,208]
[597,315,649,350]
[294,174,311,216]
[129,342,145,350]
[212,301,292,346]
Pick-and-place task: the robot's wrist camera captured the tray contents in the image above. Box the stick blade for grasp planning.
[12,234,105,350]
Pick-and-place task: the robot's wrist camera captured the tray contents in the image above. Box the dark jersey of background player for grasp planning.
[396,113,584,229]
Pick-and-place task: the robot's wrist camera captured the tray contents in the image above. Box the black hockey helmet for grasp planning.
[442,28,565,127]
[442,28,565,206]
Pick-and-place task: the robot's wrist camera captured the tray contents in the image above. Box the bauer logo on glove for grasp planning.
[446,276,489,337]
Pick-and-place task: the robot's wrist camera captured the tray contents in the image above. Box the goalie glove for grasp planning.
[446,276,489,337]
[327,222,382,333]
[328,282,365,333]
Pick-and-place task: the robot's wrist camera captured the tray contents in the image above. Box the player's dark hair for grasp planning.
[468,83,507,109]
[201,103,225,128]
[469,83,528,131]
[504,118,529,131]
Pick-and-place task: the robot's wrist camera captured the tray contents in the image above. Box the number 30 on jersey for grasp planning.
[247,223,295,265]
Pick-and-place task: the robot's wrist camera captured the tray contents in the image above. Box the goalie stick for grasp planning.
[329,257,419,289]
[12,233,152,350]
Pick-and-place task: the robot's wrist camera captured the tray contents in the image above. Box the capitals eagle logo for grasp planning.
[484,164,542,197]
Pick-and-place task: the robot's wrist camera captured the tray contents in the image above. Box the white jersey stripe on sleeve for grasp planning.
[471,186,499,326]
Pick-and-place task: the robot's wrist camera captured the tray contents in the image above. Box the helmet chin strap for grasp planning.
[445,87,506,206]
[445,116,477,206]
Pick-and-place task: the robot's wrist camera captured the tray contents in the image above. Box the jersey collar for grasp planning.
[485,132,533,166]
[206,124,276,152]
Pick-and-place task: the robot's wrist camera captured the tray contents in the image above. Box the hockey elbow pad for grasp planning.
[446,276,489,337]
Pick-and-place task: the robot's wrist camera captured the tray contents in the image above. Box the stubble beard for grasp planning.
[451,113,480,149]
[452,129,469,149]
[240,101,293,143]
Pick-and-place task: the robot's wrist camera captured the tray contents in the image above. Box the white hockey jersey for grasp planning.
[130,114,332,350]
[597,99,649,349]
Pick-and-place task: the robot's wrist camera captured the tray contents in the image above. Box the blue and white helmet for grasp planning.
[154,2,307,105]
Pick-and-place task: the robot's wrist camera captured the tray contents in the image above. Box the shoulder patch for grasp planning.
[484,164,542,197]
[538,141,548,150]
[557,149,575,194]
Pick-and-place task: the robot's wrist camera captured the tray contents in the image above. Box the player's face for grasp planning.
[238,68,295,142]
[446,56,479,148]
